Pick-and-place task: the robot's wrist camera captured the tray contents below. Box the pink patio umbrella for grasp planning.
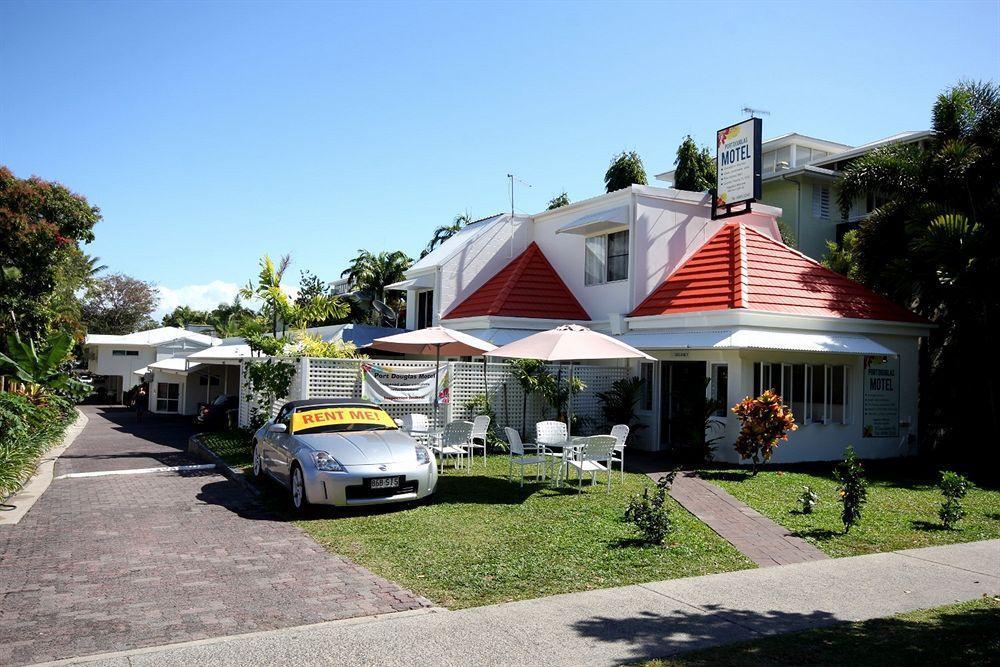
[368,326,497,425]
[487,324,654,436]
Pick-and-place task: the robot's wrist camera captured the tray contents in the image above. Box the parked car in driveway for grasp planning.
[194,394,238,429]
[252,398,438,512]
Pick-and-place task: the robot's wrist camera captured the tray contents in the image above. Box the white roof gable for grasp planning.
[407,214,506,273]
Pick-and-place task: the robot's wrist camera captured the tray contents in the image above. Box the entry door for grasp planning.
[659,361,707,455]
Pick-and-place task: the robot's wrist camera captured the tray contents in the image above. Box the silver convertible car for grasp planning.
[252,399,438,511]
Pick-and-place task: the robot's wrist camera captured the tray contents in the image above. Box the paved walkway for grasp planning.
[0,406,430,667]
[53,540,999,667]
[665,470,828,567]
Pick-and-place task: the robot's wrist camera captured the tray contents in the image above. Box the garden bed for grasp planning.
[700,461,1000,557]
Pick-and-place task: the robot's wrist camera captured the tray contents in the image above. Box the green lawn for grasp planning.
[640,596,1000,666]
[701,462,1000,557]
[197,430,254,470]
[292,456,752,608]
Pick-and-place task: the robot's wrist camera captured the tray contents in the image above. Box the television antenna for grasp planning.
[742,106,771,119]
[506,173,532,257]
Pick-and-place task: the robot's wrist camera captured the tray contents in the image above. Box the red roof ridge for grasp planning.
[443,242,589,321]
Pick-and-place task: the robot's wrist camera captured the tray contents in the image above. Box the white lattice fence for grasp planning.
[239,357,631,435]
[237,357,302,428]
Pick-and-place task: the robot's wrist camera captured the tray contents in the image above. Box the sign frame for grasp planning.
[711,117,762,221]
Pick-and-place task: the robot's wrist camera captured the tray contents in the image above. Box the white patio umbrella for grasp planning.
[368,326,497,425]
[487,324,654,436]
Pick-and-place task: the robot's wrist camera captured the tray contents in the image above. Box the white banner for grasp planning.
[716,118,761,207]
[360,363,450,405]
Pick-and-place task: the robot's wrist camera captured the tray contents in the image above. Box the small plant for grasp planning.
[834,446,867,533]
[799,485,819,514]
[465,393,502,451]
[624,469,679,545]
[731,390,798,474]
[938,470,972,529]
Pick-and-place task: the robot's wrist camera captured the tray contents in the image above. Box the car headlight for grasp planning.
[415,445,431,465]
[312,451,347,472]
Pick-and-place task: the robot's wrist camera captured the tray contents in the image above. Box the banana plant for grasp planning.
[0,331,90,398]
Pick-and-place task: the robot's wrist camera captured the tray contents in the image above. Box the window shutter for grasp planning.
[812,186,831,220]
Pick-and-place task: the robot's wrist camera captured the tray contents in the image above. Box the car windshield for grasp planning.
[290,406,398,435]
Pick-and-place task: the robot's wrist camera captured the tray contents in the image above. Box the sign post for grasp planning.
[712,117,762,220]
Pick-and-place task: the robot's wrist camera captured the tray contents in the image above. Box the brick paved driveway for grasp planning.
[0,406,430,666]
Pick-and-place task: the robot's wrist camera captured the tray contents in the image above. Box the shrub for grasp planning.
[834,446,867,533]
[0,392,74,499]
[938,470,972,529]
[731,390,798,474]
[465,393,502,451]
[799,485,819,514]
[624,469,679,545]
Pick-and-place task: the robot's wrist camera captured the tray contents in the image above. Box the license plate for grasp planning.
[367,476,401,490]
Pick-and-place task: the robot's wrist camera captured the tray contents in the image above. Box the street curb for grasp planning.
[0,408,89,525]
[187,434,261,497]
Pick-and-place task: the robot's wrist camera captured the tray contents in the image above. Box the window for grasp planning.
[795,146,812,166]
[417,290,434,329]
[812,186,831,220]
[753,362,849,425]
[710,364,728,416]
[639,362,654,411]
[761,151,776,174]
[775,146,792,170]
[156,382,180,413]
[585,230,629,285]
[112,350,139,357]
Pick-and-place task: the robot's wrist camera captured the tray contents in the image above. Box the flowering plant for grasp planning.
[731,390,798,474]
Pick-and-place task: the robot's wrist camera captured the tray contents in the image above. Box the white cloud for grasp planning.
[154,281,242,318]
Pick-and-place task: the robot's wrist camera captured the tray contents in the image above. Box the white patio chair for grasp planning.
[557,435,617,493]
[536,420,569,472]
[610,424,630,482]
[401,413,431,445]
[504,427,547,486]
[433,420,473,473]
[467,415,491,466]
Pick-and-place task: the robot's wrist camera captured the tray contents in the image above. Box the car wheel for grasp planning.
[252,442,264,479]
[289,464,310,513]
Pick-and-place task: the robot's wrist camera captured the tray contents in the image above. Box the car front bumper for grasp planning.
[301,459,438,507]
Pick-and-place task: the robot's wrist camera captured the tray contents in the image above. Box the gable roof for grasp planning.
[84,327,219,347]
[407,214,506,273]
[629,222,924,323]
[443,242,589,321]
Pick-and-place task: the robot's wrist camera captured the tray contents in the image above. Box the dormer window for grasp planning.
[585,230,629,285]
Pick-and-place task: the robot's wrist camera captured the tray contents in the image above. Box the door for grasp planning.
[659,361,707,458]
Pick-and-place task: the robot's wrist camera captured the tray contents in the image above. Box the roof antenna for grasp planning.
[742,106,771,119]
[506,173,532,258]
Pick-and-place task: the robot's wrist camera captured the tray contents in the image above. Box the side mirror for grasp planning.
[268,422,287,434]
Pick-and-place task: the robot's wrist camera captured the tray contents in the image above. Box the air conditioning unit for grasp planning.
[775,161,790,171]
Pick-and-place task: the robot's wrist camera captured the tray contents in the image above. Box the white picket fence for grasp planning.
[238,357,630,436]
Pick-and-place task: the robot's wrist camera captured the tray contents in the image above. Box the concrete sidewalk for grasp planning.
[49,539,999,667]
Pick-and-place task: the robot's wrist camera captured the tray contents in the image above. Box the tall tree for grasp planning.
[673,136,716,192]
[81,273,159,335]
[604,150,648,192]
[421,212,471,258]
[161,305,211,328]
[833,80,1000,459]
[341,250,412,325]
[547,192,570,210]
[240,255,346,337]
[0,166,100,345]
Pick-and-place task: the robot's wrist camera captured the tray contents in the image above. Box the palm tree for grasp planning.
[421,212,471,258]
[240,255,348,337]
[341,250,412,325]
[833,80,999,457]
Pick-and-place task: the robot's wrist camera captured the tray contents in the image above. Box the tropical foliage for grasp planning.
[421,212,471,258]
[672,135,716,192]
[0,392,75,499]
[547,192,570,210]
[240,254,347,338]
[828,80,999,459]
[80,273,159,335]
[938,470,972,529]
[596,376,645,431]
[340,249,411,326]
[835,446,868,533]
[0,331,90,401]
[605,150,648,192]
[731,390,798,474]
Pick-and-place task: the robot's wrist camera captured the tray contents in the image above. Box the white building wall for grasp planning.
[90,345,156,398]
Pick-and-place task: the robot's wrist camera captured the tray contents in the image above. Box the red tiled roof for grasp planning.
[630,222,924,323]
[443,242,589,321]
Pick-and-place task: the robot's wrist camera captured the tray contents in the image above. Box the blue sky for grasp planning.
[2,0,997,317]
